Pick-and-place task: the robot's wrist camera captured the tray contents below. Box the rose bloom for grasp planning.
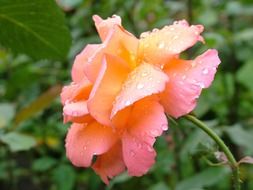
[61,15,220,184]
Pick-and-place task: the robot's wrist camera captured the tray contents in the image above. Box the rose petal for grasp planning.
[87,54,130,126]
[122,132,156,176]
[60,79,92,105]
[111,63,169,118]
[160,49,220,118]
[72,44,100,83]
[121,97,168,176]
[84,25,138,82]
[65,122,117,167]
[93,14,122,41]
[63,101,93,123]
[138,20,204,68]
[92,142,125,184]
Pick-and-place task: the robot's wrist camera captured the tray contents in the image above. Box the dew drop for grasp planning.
[158,41,165,49]
[140,32,150,39]
[137,83,144,89]
[87,57,93,63]
[141,72,148,77]
[191,62,196,67]
[202,68,209,75]
[173,35,179,40]
[125,100,131,106]
[130,150,136,157]
[182,75,186,80]
[162,124,168,130]
[137,143,142,149]
[147,146,153,152]
[150,129,159,136]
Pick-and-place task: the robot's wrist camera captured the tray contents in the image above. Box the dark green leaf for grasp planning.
[0,132,36,152]
[0,103,15,128]
[32,157,57,172]
[52,165,76,190]
[176,167,230,190]
[0,0,71,60]
[14,85,62,126]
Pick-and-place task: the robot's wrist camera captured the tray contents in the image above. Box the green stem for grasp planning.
[184,114,241,190]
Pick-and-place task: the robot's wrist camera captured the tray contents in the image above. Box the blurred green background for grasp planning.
[0,0,253,189]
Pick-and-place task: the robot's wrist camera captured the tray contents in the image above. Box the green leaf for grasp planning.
[0,132,36,152]
[225,124,253,154]
[176,167,230,190]
[32,157,57,172]
[148,182,171,190]
[0,103,15,128]
[52,165,76,190]
[237,60,253,91]
[0,0,71,60]
[14,85,62,126]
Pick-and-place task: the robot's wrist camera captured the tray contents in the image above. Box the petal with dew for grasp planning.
[138,20,204,68]
[87,54,130,126]
[72,44,100,83]
[60,79,92,105]
[121,97,168,176]
[92,142,125,184]
[65,122,117,168]
[93,14,122,41]
[111,63,169,118]
[160,49,220,118]
[84,26,138,83]
[63,101,93,123]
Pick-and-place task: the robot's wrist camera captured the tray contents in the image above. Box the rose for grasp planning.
[61,15,220,184]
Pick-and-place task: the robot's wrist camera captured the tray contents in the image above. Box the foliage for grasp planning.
[0,0,253,189]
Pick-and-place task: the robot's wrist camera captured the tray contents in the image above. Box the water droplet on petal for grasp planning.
[162,124,168,130]
[137,143,142,149]
[147,145,154,152]
[141,72,148,77]
[191,62,196,67]
[158,41,165,49]
[87,57,93,63]
[125,100,131,106]
[202,68,209,75]
[150,129,159,136]
[182,75,186,80]
[173,35,178,40]
[137,83,144,89]
[130,150,136,157]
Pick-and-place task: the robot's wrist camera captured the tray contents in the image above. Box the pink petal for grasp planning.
[92,142,125,184]
[72,44,100,83]
[160,49,221,118]
[65,122,117,167]
[111,63,169,118]
[122,97,168,176]
[122,132,156,176]
[93,15,122,41]
[87,54,130,126]
[60,79,92,105]
[84,26,138,83]
[63,101,93,123]
[138,20,204,68]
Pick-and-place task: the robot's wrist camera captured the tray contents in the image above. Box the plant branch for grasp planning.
[184,114,241,190]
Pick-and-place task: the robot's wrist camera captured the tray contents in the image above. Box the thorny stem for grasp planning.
[184,114,241,190]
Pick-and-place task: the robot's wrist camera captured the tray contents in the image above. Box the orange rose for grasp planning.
[61,15,220,184]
